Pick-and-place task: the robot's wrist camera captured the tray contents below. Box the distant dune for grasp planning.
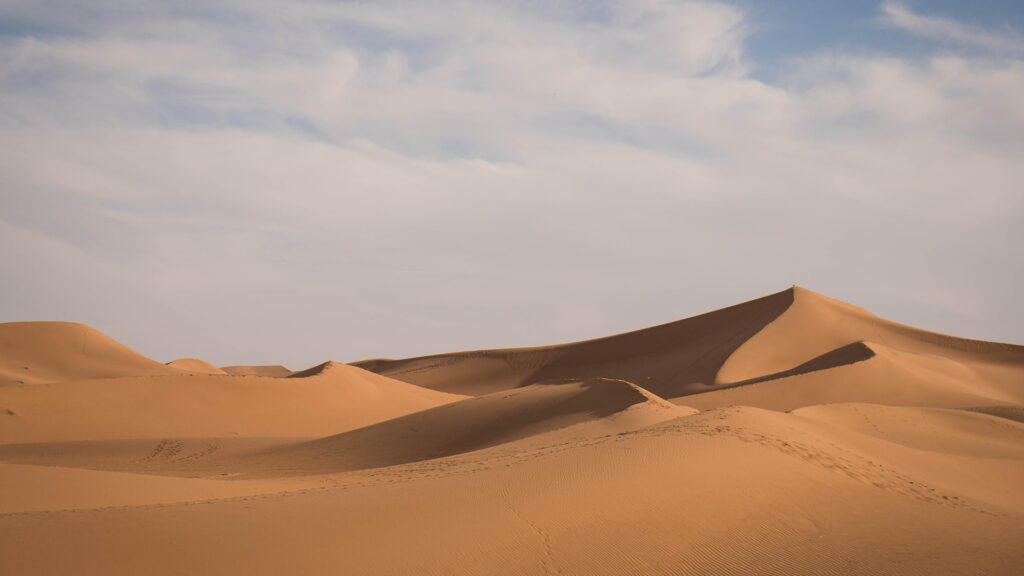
[2,288,1022,575]
[0,321,181,386]
[221,364,293,377]
[167,358,227,375]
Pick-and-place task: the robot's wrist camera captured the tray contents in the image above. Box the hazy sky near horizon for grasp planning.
[1,1,1023,367]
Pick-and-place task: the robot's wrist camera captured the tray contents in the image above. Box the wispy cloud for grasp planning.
[880,1,1024,54]
[0,1,1022,365]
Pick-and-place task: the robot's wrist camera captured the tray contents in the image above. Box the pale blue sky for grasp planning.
[1,1,1022,368]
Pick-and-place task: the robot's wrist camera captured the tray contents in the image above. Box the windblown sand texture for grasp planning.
[2,287,1022,575]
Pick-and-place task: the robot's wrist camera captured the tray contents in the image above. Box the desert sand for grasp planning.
[1,287,1022,575]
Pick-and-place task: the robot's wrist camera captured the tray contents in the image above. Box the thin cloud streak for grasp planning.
[880,1,1024,54]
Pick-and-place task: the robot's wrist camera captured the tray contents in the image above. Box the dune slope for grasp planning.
[3,404,1022,575]
[0,379,691,478]
[0,361,465,443]
[244,379,691,475]
[0,321,179,386]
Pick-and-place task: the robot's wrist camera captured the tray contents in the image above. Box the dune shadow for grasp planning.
[708,341,876,392]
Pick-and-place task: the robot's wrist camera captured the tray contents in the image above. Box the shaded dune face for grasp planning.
[966,405,1024,424]
[714,341,876,389]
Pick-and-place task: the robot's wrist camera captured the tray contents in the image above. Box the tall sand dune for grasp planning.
[353,289,794,396]
[355,287,1024,407]
[0,321,180,386]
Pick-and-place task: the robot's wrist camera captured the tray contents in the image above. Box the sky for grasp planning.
[1,0,1022,368]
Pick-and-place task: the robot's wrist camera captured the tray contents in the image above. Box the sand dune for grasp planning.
[167,358,227,375]
[0,321,180,386]
[353,288,794,396]
[2,288,1022,575]
[355,287,1024,408]
[221,365,293,377]
[716,287,1024,383]
[0,360,465,443]
[684,340,1024,411]
[0,379,689,477]
[243,379,692,475]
